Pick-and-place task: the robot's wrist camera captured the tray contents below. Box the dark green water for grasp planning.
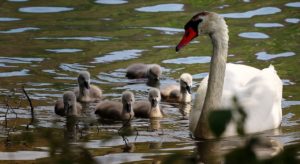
[0,0,299,163]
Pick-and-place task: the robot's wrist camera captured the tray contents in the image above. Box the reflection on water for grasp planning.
[46,48,83,53]
[255,51,295,61]
[238,32,269,39]
[95,0,127,5]
[0,69,30,77]
[19,7,74,13]
[0,17,21,22]
[135,3,184,12]
[192,72,209,80]
[95,152,167,164]
[254,23,284,28]
[92,49,145,63]
[163,56,211,64]
[0,57,43,64]
[0,151,48,160]
[35,36,111,41]
[285,2,300,8]
[0,0,299,163]
[143,27,184,35]
[0,27,40,34]
[59,63,95,73]
[221,7,281,18]
[285,18,300,24]
[8,0,28,2]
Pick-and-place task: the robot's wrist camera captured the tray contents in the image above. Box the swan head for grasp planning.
[78,71,91,89]
[122,91,135,113]
[180,73,193,94]
[63,91,77,115]
[176,12,226,51]
[147,64,162,81]
[148,88,161,108]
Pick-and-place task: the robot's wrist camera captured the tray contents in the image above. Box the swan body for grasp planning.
[190,63,282,136]
[176,12,282,139]
[74,71,102,102]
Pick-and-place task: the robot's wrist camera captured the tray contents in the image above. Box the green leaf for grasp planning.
[208,110,232,137]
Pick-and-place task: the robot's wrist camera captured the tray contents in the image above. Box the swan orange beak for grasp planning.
[176,27,198,52]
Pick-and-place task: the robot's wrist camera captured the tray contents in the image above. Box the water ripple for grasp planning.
[95,0,127,5]
[135,3,184,12]
[60,63,94,73]
[0,69,30,77]
[0,17,21,22]
[221,7,281,18]
[0,57,43,64]
[239,32,269,39]
[46,48,83,53]
[0,27,39,34]
[143,27,184,35]
[92,49,145,63]
[285,2,300,8]
[255,51,295,60]
[254,23,284,28]
[285,18,300,24]
[35,36,110,41]
[163,56,211,64]
[19,7,74,13]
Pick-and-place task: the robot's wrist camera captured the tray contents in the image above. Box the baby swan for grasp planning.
[126,63,162,81]
[55,91,82,116]
[74,71,102,102]
[95,91,135,121]
[134,88,163,118]
[160,73,193,103]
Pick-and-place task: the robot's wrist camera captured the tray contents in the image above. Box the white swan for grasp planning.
[176,12,282,139]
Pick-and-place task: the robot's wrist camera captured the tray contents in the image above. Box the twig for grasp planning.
[22,86,35,127]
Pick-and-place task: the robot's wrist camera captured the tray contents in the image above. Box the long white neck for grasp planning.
[149,106,162,118]
[194,21,229,139]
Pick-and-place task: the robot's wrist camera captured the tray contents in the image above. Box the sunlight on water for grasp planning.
[285,2,300,8]
[143,27,184,35]
[95,0,127,5]
[92,49,145,63]
[19,7,74,13]
[135,4,184,12]
[59,63,95,73]
[0,17,21,22]
[0,27,40,34]
[0,69,30,77]
[35,36,111,41]
[221,7,281,18]
[255,51,296,61]
[163,56,211,64]
[254,23,284,28]
[285,18,300,24]
[0,57,43,64]
[0,151,48,160]
[46,48,83,53]
[238,32,269,39]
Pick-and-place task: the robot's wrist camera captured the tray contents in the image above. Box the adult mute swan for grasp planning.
[176,12,282,139]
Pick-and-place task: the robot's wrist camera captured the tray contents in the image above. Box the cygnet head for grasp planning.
[122,91,135,113]
[78,71,90,89]
[63,91,77,115]
[180,73,193,94]
[147,64,162,81]
[148,88,161,108]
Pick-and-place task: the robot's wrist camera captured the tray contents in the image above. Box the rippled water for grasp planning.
[0,0,299,163]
